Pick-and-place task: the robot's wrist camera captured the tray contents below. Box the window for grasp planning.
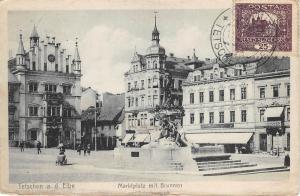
[128,83,131,91]
[66,65,69,73]
[199,92,204,103]
[230,111,235,122]
[63,85,71,95]
[29,83,38,93]
[65,131,70,140]
[287,107,290,121]
[44,63,47,71]
[55,64,58,72]
[141,80,144,89]
[148,96,152,106]
[127,98,131,107]
[220,72,224,78]
[219,90,224,101]
[135,97,138,107]
[209,112,214,124]
[260,87,265,99]
[150,118,154,126]
[153,95,158,106]
[273,86,279,97]
[148,79,151,88]
[230,89,235,100]
[134,81,137,89]
[45,84,57,92]
[141,96,144,107]
[234,69,238,76]
[209,91,214,102]
[178,80,182,90]
[241,87,247,99]
[48,106,61,116]
[287,84,290,97]
[219,111,224,123]
[32,62,36,71]
[190,93,194,104]
[199,113,204,124]
[241,110,247,122]
[260,109,265,122]
[29,106,38,116]
[210,73,213,79]
[63,108,72,117]
[190,113,194,124]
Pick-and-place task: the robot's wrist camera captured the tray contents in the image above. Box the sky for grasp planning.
[8,10,223,94]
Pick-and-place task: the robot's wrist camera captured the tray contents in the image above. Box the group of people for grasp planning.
[19,140,42,154]
[76,143,91,156]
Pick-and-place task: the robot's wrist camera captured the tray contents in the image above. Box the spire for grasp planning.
[192,48,198,61]
[152,11,160,44]
[30,24,39,38]
[17,33,25,55]
[73,38,81,62]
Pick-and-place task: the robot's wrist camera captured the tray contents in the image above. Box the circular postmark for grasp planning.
[210,8,277,68]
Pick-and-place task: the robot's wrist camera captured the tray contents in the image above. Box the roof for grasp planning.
[17,35,25,55]
[8,71,20,83]
[30,25,39,38]
[165,56,193,71]
[81,92,125,123]
[255,57,290,74]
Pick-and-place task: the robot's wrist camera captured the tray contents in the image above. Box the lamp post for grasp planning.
[94,95,98,151]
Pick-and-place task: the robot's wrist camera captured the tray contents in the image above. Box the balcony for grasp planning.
[43,116,62,127]
[43,92,64,104]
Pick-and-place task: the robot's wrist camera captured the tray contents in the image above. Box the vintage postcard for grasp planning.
[0,0,299,195]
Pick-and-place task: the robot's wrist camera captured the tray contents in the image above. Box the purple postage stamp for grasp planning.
[235,3,292,52]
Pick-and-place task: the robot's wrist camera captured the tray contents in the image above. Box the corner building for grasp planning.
[182,57,290,154]
[124,16,193,137]
[8,26,82,147]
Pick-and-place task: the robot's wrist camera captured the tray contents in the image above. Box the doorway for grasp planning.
[47,128,59,147]
[259,134,267,152]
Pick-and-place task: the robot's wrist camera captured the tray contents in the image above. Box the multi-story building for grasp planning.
[81,88,125,150]
[124,16,194,138]
[8,25,82,148]
[182,57,290,154]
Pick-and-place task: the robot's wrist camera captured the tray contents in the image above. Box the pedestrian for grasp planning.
[284,153,290,167]
[37,141,42,154]
[87,143,91,156]
[77,144,81,155]
[19,140,24,152]
[83,144,87,156]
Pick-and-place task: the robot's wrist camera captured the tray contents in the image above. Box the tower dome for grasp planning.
[146,13,165,55]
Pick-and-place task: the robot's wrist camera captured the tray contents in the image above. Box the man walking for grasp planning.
[77,144,82,155]
[37,141,42,154]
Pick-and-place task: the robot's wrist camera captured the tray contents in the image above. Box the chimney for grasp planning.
[187,56,190,60]
[169,53,174,57]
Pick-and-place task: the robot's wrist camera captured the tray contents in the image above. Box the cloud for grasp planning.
[80,25,148,94]
[79,25,214,94]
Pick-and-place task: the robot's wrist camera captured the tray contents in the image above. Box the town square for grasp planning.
[7,7,292,187]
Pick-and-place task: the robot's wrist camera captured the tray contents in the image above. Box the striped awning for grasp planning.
[122,134,134,144]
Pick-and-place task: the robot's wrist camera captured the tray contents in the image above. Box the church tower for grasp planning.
[30,25,39,48]
[72,38,81,74]
[16,33,26,70]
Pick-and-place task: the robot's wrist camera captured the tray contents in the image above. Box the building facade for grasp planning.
[124,16,193,137]
[81,89,125,150]
[182,57,290,153]
[8,26,82,148]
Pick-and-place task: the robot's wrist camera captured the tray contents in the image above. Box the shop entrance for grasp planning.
[259,134,267,151]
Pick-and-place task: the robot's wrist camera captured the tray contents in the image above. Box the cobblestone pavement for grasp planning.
[9,148,289,183]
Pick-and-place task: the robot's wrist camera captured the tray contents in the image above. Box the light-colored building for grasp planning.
[8,25,82,148]
[81,90,125,150]
[124,16,193,137]
[182,57,290,153]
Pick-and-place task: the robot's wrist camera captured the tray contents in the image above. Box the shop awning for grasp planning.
[185,132,253,144]
[122,134,134,144]
[133,134,150,143]
[265,107,284,119]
